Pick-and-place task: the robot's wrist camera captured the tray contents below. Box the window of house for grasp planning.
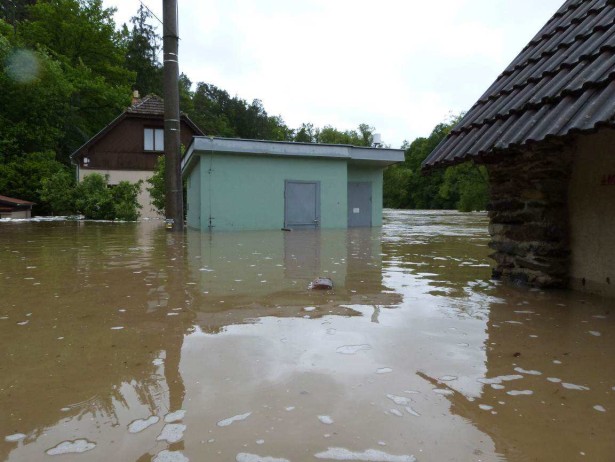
[144,128,164,151]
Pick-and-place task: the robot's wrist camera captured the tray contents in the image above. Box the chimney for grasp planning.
[132,90,140,105]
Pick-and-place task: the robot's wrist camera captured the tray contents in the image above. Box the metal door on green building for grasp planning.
[284,180,320,229]
[348,182,372,227]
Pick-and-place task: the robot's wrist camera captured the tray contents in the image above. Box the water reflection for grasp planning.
[0,212,613,461]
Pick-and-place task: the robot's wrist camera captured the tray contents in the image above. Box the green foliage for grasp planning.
[123,4,162,96]
[383,117,489,212]
[74,173,141,220]
[40,169,76,215]
[146,155,165,215]
[0,151,67,215]
[111,180,142,221]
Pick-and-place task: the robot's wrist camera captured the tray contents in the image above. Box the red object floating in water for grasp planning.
[309,278,333,290]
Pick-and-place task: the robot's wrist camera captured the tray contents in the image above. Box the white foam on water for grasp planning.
[284,407,295,411]
[491,384,505,390]
[479,404,493,411]
[388,409,403,417]
[167,313,179,316]
[553,360,562,365]
[236,453,289,462]
[588,331,601,337]
[377,368,393,374]
[153,358,164,366]
[547,377,562,383]
[217,412,252,427]
[165,410,186,423]
[336,345,372,355]
[46,439,96,455]
[326,329,337,335]
[432,389,454,396]
[514,310,534,314]
[562,383,590,391]
[256,439,265,445]
[405,407,420,417]
[506,390,533,396]
[514,367,542,376]
[386,394,412,406]
[314,447,416,461]
[318,415,334,425]
[128,415,159,433]
[593,315,607,319]
[403,390,420,395]
[156,424,187,443]
[438,375,457,382]
[478,375,523,385]
[110,326,124,330]
[304,307,316,312]
[5,433,26,442]
[17,321,28,326]
[593,405,606,412]
[153,450,189,462]
[505,321,523,325]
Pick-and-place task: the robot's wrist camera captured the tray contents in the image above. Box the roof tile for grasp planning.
[424,0,615,168]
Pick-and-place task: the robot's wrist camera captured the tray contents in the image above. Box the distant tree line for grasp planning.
[384,118,488,212]
[0,0,488,218]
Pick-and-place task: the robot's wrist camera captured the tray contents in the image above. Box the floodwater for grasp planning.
[1,210,614,462]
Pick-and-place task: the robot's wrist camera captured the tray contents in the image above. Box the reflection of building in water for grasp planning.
[186,227,402,332]
[0,222,193,461]
[418,292,615,460]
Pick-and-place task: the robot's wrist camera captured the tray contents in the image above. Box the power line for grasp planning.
[137,0,163,26]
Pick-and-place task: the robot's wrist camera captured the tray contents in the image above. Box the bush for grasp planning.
[40,170,76,215]
[74,173,141,220]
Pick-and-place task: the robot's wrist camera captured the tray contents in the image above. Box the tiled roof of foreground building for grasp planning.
[423,0,615,169]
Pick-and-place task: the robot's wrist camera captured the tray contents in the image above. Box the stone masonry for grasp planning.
[483,144,573,288]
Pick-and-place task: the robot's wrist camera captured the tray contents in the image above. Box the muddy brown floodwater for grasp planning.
[1,210,614,462]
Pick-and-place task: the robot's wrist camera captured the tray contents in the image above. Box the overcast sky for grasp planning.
[103,0,564,148]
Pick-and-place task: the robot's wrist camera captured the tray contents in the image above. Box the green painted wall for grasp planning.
[347,165,384,226]
[192,152,348,231]
[186,159,201,229]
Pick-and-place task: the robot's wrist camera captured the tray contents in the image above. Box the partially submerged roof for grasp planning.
[181,137,404,175]
[0,195,36,206]
[423,0,615,169]
[70,95,203,161]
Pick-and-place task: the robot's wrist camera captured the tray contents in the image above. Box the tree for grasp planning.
[146,155,165,215]
[383,116,490,212]
[123,3,162,96]
[0,151,68,215]
[40,169,76,215]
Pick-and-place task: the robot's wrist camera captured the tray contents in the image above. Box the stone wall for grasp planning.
[484,144,573,288]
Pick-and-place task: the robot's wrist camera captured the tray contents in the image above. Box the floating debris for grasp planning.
[514,367,542,376]
[128,416,159,433]
[314,447,416,461]
[156,424,186,443]
[593,405,606,413]
[164,410,186,423]
[46,439,96,455]
[236,454,290,462]
[309,278,333,290]
[153,450,189,462]
[217,412,252,427]
[5,433,26,443]
[318,415,334,425]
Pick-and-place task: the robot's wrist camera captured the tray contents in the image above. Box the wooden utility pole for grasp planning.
[163,0,184,231]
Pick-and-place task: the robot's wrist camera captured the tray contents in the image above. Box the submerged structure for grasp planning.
[70,94,203,218]
[423,0,615,297]
[181,137,403,231]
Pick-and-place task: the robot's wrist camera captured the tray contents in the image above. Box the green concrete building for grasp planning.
[181,137,404,231]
